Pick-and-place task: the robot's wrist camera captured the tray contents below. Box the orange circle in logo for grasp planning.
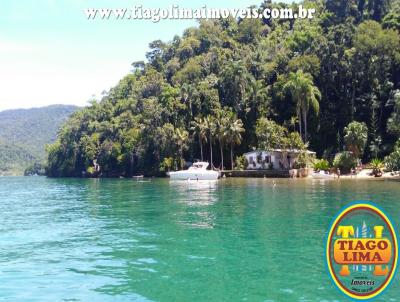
[326,203,398,299]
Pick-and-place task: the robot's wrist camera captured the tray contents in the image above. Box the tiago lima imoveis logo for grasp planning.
[326,202,398,299]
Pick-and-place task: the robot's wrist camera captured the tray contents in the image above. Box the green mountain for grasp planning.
[0,105,79,175]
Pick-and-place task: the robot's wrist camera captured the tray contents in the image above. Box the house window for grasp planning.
[249,156,254,164]
[256,152,262,163]
[264,155,270,164]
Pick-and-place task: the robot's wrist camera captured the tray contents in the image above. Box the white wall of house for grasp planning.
[244,151,279,170]
[243,150,312,170]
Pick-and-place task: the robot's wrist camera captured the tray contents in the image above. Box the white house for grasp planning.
[243,149,316,170]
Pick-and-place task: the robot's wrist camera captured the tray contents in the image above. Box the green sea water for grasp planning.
[0,177,399,301]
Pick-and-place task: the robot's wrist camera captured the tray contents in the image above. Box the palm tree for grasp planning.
[181,83,197,123]
[250,79,270,116]
[283,70,321,142]
[221,60,253,112]
[370,158,384,177]
[174,128,189,169]
[344,121,368,159]
[224,113,245,170]
[214,109,232,170]
[204,115,215,169]
[190,116,207,161]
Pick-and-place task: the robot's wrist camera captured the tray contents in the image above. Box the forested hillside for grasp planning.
[0,105,78,175]
[47,0,400,177]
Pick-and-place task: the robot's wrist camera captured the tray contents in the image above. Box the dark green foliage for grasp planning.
[24,162,46,176]
[0,105,78,175]
[256,118,306,151]
[46,1,400,177]
[333,152,358,173]
[344,121,368,158]
[235,155,248,170]
[387,90,400,137]
[383,1,400,30]
[313,159,330,171]
[385,140,400,171]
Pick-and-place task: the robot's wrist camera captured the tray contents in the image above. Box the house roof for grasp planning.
[243,149,316,155]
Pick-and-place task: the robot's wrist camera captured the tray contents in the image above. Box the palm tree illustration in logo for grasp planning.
[353,221,373,272]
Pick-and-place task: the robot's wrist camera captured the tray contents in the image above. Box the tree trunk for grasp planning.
[185,96,192,127]
[303,109,308,143]
[209,135,213,169]
[180,148,184,169]
[130,153,134,176]
[298,110,302,141]
[351,83,355,121]
[199,137,203,161]
[220,139,224,171]
[231,144,234,170]
[189,99,193,121]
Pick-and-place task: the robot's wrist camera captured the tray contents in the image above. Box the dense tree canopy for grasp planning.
[47,0,400,177]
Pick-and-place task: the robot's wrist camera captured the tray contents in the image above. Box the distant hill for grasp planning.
[0,105,79,175]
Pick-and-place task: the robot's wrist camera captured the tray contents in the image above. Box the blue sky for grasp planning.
[0,0,295,111]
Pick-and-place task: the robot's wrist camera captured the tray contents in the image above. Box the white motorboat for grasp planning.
[312,170,335,179]
[167,162,220,180]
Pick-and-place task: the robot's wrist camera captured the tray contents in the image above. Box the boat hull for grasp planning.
[167,171,220,180]
[312,172,335,179]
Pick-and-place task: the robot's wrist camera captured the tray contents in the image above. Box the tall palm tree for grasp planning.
[250,79,270,117]
[214,110,228,170]
[224,113,245,170]
[204,115,215,169]
[181,83,197,123]
[174,128,189,169]
[283,70,321,142]
[221,60,253,112]
[190,116,207,161]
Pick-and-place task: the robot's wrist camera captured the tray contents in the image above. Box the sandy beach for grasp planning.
[318,169,400,180]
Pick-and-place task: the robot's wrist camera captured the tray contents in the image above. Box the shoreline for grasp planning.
[315,169,400,180]
[16,170,399,181]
